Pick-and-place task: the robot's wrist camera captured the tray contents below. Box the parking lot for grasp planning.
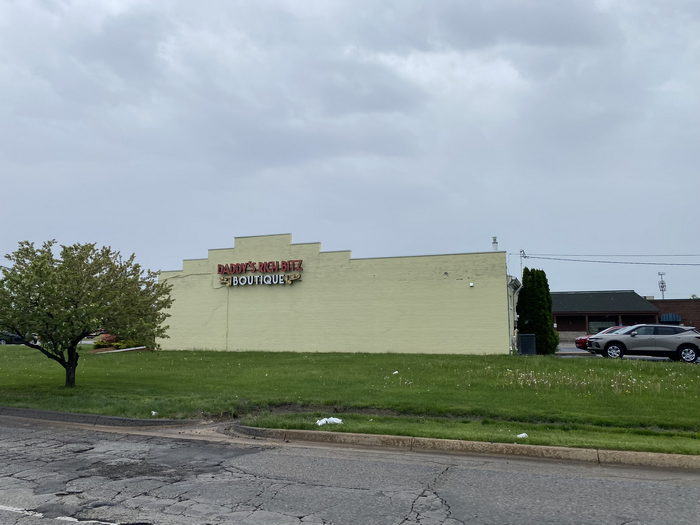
[555,345,689,362]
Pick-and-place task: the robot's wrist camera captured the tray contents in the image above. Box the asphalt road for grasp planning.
[0,416,698,525]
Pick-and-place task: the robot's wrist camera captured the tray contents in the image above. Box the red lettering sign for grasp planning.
[217,260,304,274]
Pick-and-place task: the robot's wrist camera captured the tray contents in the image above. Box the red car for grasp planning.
[575,326,625,351]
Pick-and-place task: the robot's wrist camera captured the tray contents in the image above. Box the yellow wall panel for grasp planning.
[158,235,512,354]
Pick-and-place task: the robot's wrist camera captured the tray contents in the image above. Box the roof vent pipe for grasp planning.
[492,236,499,251]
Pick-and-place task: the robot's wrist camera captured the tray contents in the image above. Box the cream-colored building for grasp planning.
[159,234,519,354]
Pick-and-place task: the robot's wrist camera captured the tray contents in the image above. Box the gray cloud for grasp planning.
[1,0,699,297]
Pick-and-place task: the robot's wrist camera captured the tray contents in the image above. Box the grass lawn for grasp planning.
[0,346,698,454]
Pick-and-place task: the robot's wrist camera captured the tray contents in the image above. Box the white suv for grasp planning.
[587,324,699,363]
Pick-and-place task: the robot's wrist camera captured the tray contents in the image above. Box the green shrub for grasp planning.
[93,333,117,349]
[517,268,559,355]
[113,340,147,350]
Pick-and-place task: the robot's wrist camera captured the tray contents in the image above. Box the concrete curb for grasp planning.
[227,424,700,470]
[0,406,197,427]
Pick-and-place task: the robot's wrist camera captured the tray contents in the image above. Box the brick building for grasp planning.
[551,290,659,342]
[649,299,700,329]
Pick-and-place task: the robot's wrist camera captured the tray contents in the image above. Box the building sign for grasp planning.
[217,260,303,287]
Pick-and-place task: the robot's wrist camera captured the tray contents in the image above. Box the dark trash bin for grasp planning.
[518,334,536,355]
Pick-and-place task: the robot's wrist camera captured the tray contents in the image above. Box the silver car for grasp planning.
[587,324,699,363]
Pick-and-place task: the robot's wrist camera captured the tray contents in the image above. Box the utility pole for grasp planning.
[658,272,667,299]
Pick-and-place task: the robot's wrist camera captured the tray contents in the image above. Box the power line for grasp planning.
[525,253,700,257]
[522,255,700,266]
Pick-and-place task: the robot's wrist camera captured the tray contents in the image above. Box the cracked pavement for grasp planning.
[0,416,698,524]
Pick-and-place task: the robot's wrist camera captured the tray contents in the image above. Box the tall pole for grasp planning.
[658,272,667,300]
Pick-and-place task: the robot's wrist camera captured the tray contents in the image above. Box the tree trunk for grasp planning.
[64,347,79,388]
[64,362,77,388]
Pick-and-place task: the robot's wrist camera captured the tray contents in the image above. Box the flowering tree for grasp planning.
[0,241,172,387]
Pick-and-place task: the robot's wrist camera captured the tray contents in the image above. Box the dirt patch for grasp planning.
[206,402,406,421]
[88,347,117,353]
[210,404,697,433]
[88,347,153,355]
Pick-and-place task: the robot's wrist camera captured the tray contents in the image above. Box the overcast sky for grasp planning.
[1,0,699,298]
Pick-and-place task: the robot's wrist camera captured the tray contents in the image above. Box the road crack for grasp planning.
[398,464,465,525]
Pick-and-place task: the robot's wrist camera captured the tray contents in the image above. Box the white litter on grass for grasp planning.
[151,411,158,417]
[392,370,399,375]
[516,433,528,439]
[316,417,343,426]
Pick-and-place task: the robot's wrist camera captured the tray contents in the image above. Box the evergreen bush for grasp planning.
[516,267,559,355]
